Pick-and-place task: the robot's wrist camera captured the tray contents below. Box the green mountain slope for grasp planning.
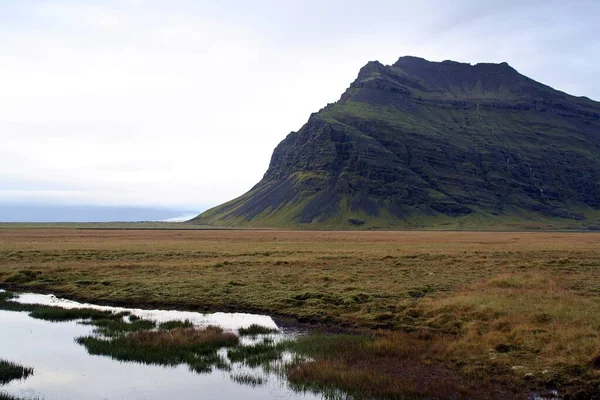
[192,56,600,229]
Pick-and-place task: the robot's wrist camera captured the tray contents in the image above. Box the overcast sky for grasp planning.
[1,0,599,213]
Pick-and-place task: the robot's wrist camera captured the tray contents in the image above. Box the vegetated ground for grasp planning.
[1,228,599,399]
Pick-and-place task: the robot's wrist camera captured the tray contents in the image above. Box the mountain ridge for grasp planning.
[192,56,600,229]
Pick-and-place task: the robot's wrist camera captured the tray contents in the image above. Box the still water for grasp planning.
[0,292,324,400]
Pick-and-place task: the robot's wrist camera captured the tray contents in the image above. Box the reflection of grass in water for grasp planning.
[0,290,159,336]
[0,359,34,385]
[2,289,540,400]
[0,290,347,398]
[227,341,283,368]
[226,339,350,400]
[0,289,131,323]
[0,291,35,313]
[188,352,230,374]
[29,307,130,322]
[0,393,42,400]
[0,289,497,399]
[230,373,265,387]
[238,324,278,336]
[81,318,156,337]
[76,326,238,373]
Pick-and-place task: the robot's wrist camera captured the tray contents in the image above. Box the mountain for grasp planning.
[192,56,600,229]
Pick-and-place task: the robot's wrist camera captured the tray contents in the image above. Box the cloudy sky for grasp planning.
[1,0,599,217]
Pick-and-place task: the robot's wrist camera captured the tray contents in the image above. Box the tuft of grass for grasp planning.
[122,326,237,349]
[159,319,194,330]
[0,394,42,400]
[227,342,283,368]
[0,291,132,325]
[188,353,229,374]
[83,317,156,336]
[238,324,278,336]
[29,306,128,322]
[76,326,238,373]
[285,333,370,358]
[0,290,159,336]
[0,291,37,313]
[0,359,34,385]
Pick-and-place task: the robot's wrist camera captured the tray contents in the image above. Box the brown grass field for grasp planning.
[1,228,600,398]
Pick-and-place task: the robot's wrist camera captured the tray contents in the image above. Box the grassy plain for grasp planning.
[1,228,600,398]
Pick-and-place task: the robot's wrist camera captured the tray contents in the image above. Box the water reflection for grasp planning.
[0,293,322,400]
[15,293,279,333]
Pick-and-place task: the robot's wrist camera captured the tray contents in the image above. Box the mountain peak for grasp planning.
[393,56,513,69]
[393,55,431,66]
[356,60,386,77]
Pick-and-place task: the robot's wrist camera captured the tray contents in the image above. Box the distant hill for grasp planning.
[192,56,600,229]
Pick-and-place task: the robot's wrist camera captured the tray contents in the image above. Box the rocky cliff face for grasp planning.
[192,56,600,229]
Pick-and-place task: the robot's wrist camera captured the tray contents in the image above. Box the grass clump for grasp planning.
[159,319,194,330]
[29,307,127,322]
[188,353,230,373]
[286,333,370,358]
[0,292,35,313]
[227,341,283,368]
[0,394,41,400]
[0,290,156,336]
[238,324,278,336]
[0,290,132,326]
[83,317,156,336]
[76,326,238,373]
[0,359,34,385]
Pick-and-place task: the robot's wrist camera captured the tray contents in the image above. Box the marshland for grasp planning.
[0,289,328,400]
[1,227,599,399]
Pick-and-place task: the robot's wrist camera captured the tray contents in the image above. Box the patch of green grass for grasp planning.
[0,394,42,400]
[82,317,156,336]
[0,291,37,313]
[76,326,238,373]
[284,333,371,360]
[0,290,134,326]
[0,359,34,385]
[238,324,278,336]
[188,353,229,374]
[0,290,160,336]
[227,341,283,368]
[158,319,194,330]
[29,307,128,322]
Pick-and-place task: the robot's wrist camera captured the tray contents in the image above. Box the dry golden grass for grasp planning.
[126,326,238,348]
[287,333,522,399]
[75,325,237,372]
[1,228,599,396]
